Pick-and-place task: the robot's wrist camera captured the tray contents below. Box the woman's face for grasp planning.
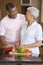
[25,11,33,23]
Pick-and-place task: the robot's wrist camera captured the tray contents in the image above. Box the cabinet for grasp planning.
[39,47,43,56]
[21,6,29,14]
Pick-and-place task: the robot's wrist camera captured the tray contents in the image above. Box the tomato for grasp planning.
[11,48,16,52]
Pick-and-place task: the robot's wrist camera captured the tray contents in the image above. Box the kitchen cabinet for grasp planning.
[40,46,43,55]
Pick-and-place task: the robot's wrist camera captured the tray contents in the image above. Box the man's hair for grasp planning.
[6,2,16,11]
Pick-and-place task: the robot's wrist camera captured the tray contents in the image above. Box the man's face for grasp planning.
[8,7,17,19]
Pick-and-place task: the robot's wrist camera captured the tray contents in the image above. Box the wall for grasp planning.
[41,0,43,28]
[31,0,41,23]
[41,0,43,23]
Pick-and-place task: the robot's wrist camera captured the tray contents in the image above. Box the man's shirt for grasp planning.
[0,13,25,46]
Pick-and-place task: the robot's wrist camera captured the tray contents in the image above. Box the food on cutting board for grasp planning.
[3,46,13,52]
[17,48,32,53]
[11,48,16,52]
[17,48,24,53]
[23,48,32,53]
[9,48,32,56]
[10,47,32,54]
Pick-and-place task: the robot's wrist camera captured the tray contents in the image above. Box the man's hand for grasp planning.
[0,36,7,46]
[15,42,20,50]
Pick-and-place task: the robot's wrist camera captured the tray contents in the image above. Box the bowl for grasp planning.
[3,46,13,52]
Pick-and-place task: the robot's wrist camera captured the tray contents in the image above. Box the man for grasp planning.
[0,2,25,48]
[20,7,42,55]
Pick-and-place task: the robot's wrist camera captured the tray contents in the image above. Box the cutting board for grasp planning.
[9,52,32,56]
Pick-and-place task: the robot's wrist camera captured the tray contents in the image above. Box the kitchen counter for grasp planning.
[0,51,43,65]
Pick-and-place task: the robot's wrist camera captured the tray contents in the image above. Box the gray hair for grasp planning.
[27,7,39,19]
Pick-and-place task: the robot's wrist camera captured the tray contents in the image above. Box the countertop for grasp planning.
[0,52,43,64]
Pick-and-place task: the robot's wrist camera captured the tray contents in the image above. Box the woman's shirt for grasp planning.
[21,21,42,54]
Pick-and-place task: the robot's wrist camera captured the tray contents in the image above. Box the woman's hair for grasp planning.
[27,7,39,19]
[6,2,16,11]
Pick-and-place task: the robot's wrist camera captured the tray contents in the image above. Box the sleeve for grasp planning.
[35,25,42,41]
[0,22,6,36]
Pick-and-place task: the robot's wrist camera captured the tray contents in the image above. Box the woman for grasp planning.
[20,7,42,55]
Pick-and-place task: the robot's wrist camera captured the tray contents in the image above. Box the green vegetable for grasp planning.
[17,48,24,53]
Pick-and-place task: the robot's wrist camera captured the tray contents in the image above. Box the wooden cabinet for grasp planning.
[39,47,43,55]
